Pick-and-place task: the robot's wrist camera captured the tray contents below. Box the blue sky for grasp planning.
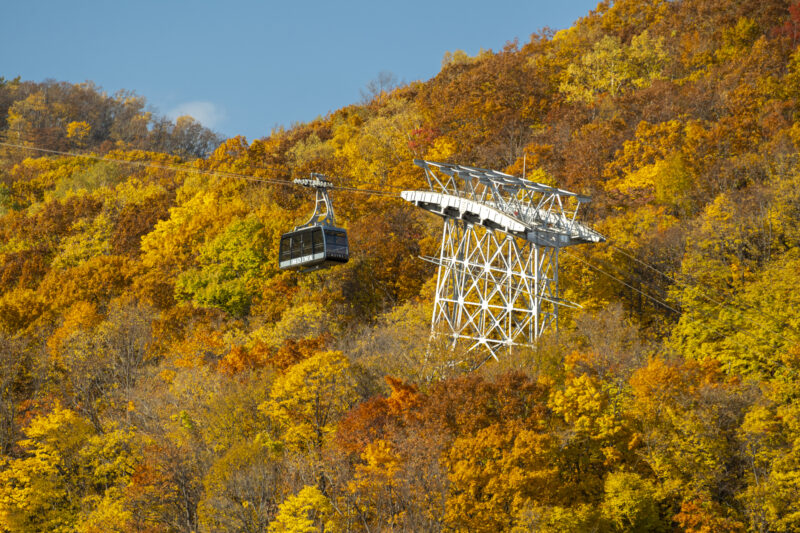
[2,1,599,141]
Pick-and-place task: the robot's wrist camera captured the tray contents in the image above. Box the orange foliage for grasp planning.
[674,496,746,533]
[2,2,800,529]
[46,301,103,357]
[336,376,421,455]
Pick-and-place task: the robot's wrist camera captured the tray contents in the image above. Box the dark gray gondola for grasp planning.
[278,226,349,271]
[279,174,349,272]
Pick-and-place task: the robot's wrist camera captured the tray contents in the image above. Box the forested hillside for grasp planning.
[2,0,800,531]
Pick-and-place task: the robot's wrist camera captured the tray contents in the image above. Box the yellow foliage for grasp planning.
[601,470,664,531]
[268,485,340,533]
[288,132,335,166]
[75,489,131,533]
[3,6,800,529]
[441,49,491,68]
[140,188,249,275]
[559,30,668,103]
[513,503,599,532]
[425,135,457,161]
[0,407,138,533]
[113,177,168,206]
[199,439,287,531]
[8,156,94,207]
[446,423,558,531]
[256,299,332,349]
[345,439,406,527]
[550,374,624,444]
[716,18,761,62]
[331,97,422,191]
[629,358,739,495]
[0,287,48,335]
[605,119,700,208]
[260,350,357,451]
[66,121,91,142]
[51,212,114,269]
[610,155,692,207]
[357,438,401,481]
[46,300,103,357]
[5,93,47,143]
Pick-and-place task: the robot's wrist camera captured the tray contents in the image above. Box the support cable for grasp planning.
[565,248,793,354]
[609,242,733,310]
[561,248,682,316]
[3,140,792,345]
[606,240,788,332]
[0,141,402,198]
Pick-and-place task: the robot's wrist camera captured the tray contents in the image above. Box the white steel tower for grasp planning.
[402,159,604,358]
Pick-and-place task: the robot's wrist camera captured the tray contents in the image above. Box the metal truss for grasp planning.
[431,219,575,357]
[402,159,603,359]
[293,173,337,229]
[406,159,604,246]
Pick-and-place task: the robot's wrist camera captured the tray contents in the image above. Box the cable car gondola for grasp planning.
[279,174,349,272]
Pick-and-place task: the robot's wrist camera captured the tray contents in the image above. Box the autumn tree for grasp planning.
[261,351,357,454]
[0,407,138,532]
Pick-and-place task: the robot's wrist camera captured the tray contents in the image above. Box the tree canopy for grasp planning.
[2,1,800,530]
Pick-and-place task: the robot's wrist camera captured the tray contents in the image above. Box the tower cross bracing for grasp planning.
[402,159,603,358]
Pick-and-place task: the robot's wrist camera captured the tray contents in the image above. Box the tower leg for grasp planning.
[430,224,559,358]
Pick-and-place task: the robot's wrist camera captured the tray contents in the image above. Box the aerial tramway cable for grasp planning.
[2,140,783,335]
[0,142,402,197]
[561,248,682,316]
[0,141,713,303]
[607,241,784,329]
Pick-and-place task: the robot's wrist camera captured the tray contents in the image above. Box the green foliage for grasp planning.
[175,215,271,316]
[1,1,800,529]
[139,185,249,278]
[51,161,125,198]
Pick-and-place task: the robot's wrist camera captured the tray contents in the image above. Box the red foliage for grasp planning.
[407,127,438,153]
[336,376,421,454]
[773,2,800,45]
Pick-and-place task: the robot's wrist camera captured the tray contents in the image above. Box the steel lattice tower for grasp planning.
[402,159,604,358]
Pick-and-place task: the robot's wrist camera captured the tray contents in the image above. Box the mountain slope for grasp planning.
[1,0,800,530]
